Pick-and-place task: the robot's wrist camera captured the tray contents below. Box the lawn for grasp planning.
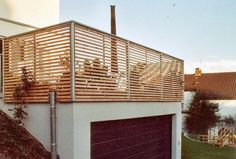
[182,134,236,159]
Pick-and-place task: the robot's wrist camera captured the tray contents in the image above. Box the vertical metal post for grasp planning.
[182,60,184,98]
[102,35,105,65]
[49,91,57,159]
[70,21,75,101]
[2,39,4,98]
[127,41,130,100]
[145,49,147,85]
[160,53,164,101]
[33,34,36,81]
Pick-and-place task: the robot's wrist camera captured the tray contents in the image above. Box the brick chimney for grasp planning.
[194,68,202,77]
[110,5,116,35]
[110,5,118,73]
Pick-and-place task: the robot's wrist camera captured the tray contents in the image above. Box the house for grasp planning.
[0,2,184,159]
[184,69,236,147]
[184,68,236,119]
[185,69,236,100]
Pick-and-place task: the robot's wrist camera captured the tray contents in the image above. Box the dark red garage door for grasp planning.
[91,115,172,159]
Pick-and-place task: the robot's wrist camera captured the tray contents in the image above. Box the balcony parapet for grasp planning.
[3,21,184,103]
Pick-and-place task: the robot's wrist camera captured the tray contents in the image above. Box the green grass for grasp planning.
[182,134,236,159]
[187,134,199,140]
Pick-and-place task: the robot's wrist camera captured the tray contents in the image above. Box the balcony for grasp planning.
[3,21,183,103]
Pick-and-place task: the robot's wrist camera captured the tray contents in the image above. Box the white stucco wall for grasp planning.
[183,91,195,110]
[184,92,236,120]
[0,0,59,28]
[0,100,73,159]
[0,100,181,159]
[212,100,236,119]
[0,20,35,37]
[73,102,182,159]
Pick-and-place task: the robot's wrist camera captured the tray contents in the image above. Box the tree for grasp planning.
[9,67,34,125]
[184,91,220,134]
[221,115,235,126]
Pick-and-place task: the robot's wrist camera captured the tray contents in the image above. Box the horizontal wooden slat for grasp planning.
[4,23,71,103]
[3,21,183,103]
[74,22,183,102]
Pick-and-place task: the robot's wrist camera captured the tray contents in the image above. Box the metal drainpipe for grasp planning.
[49,91,57,159]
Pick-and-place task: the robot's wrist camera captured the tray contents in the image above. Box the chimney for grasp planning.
[194,68,202,77]
[110,5,116,35]
[110,5,118,73]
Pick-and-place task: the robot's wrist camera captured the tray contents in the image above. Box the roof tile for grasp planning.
[185,72,236,99]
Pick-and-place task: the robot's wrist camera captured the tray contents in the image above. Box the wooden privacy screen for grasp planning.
[4,21,183,103]
[74,22,183,102]
[74,24,129,101]
[4,22,71,103]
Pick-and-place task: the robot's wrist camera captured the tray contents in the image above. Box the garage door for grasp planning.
[91,115,172,159]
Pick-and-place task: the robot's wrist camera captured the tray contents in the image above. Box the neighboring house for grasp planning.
[184,69,236,119]
[0,2,184,159]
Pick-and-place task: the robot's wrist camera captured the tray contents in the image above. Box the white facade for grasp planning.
[0,18,36,37]
[73,102,182,159]
[0,0,59,28]
[183,91,195,110]
[184,92,236,119]
[0,101,182,159]
[0,0,59,37]
[0,101,74,159]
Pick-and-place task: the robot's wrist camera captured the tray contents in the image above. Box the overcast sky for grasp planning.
[60,0,236,74]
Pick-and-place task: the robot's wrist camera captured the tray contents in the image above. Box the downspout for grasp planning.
[49,91,57,159]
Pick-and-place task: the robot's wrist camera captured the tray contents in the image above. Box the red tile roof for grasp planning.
[185,72,236,99]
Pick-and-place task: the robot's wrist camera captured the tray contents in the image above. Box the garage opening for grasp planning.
[91,115,172,159]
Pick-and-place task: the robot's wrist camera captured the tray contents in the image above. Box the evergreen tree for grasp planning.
[221,115,235,126]
[184,91,220,134]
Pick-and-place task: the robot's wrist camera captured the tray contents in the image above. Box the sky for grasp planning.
[60,0,236,74]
